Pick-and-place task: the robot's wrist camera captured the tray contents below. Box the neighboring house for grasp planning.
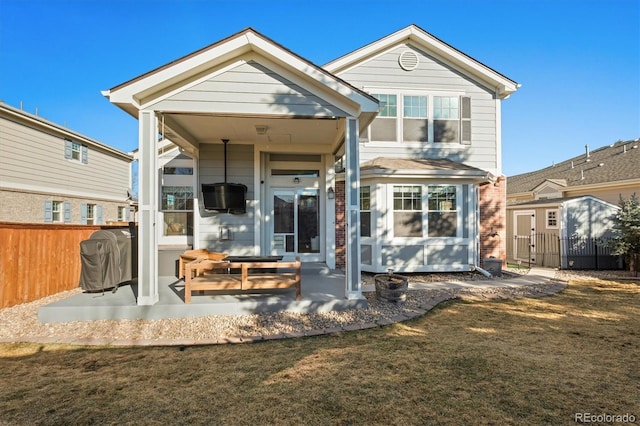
[506,139,640,269]
[0,101,134,224]
[102,25,518,306]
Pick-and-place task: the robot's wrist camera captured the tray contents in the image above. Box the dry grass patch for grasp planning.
[1,279,638,425]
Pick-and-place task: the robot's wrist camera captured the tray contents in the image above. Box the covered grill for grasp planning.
[79,228,136,292]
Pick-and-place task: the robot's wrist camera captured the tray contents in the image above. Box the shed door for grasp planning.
[513,211,535,263]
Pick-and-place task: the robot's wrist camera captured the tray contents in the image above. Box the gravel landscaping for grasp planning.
[1,268,632,345]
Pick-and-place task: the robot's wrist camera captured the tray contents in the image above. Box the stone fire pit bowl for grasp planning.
[374,273,409,303]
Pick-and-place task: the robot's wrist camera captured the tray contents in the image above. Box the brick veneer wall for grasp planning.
[479,178,507,264]
[0,188,128,224]
[335,181,346,270]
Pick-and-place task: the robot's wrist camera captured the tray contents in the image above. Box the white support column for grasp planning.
[191,148,200,249]
[325,153,336,270]
[345,117,362,299]
[137,111,159,305]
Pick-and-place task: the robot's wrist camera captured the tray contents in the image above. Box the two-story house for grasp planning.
[103,25,518,307]
[0,102,133,224]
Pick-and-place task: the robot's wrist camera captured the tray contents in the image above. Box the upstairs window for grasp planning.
[64,139,88,163]
[403,96,428,142]
[433,96,459,143]
[370,94,397,141]
[71,142,81,161]
[368,93,471,144]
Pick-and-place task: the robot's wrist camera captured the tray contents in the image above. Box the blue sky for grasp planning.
[1,0,638,176]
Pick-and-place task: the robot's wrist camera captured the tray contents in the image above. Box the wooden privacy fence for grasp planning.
[0,222,130,308]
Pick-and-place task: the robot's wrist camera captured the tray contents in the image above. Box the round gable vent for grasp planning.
[398,50,419,71]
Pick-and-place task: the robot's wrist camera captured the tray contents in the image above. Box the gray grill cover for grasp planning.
[79,229,133,291]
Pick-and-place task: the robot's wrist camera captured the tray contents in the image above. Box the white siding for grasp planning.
[154,60,347,117]
[198,143,255,254]
[0,116,130,201]
[337,44,499,172]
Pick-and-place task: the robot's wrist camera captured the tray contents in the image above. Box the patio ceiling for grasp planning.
[162,113,345,152]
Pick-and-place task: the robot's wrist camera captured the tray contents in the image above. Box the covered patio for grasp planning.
[100,27,379,315]
[38,263,365,323]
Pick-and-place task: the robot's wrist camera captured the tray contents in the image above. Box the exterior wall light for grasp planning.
[327,187,335,199]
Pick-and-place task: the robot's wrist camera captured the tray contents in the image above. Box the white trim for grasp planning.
[254,148,262,255]
[325,25,519,98]
[0,182,129,203]
[495,98,502,176]
[106,29,378,118]
[545,208,559,229]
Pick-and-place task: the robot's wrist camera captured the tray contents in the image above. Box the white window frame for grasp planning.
[117,206,127,222]
[385,183,463,241]
[86,204,95,225]
[366,88,466,146]
[391,184,423,238]
[360,186,371,238]
[546,209,559,229]
[159,156,195,246]
[52,201,63,223]
[427,185,461,238]
[71,141,82,161]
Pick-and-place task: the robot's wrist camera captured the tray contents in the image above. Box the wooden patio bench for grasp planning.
[183,257,301,303]
[178,249,228,279]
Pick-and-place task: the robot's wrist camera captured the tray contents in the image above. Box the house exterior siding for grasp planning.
[154,60,347,117]
[0,116,130,200]
[337,44,500,173]
[0,103,132,224]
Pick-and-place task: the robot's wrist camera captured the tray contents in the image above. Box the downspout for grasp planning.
[471,264,493,278]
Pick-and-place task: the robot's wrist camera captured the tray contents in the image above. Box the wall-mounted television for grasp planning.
[202,183,247,214]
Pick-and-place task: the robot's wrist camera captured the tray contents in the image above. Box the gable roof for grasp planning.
[324,24,519,99]
[507,138,640,194]
[103,27,379,119]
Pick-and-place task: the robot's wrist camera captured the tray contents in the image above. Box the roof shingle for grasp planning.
[507,138,640,194]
